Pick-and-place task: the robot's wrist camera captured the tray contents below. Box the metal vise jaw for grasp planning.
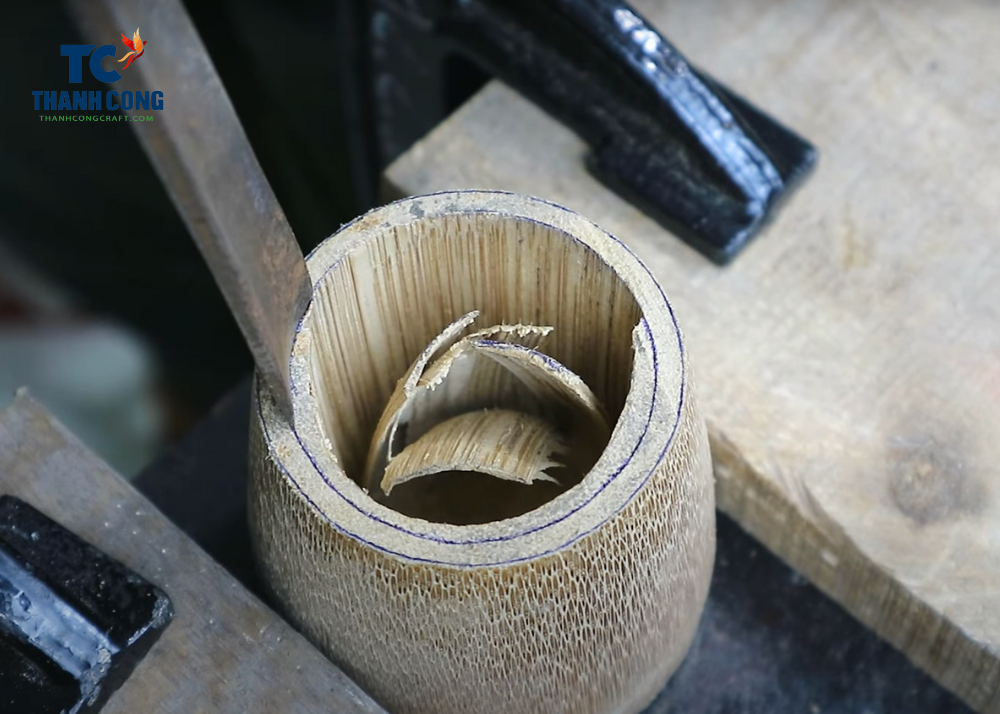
[367,0,817,263]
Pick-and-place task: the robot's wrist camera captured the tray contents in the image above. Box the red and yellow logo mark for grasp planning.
[118,28,147,71]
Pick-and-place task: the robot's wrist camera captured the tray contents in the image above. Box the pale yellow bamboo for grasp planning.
[249,191,714,714]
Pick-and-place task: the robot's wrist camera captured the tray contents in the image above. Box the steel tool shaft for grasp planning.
[70,0,310,420]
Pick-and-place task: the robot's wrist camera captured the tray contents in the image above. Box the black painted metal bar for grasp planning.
[375,0,817,263]
[0,496,172,714]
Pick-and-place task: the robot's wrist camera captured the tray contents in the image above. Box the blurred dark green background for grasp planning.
[1,0,360,437]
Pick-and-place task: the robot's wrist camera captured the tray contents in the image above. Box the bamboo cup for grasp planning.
[249,191,715,714]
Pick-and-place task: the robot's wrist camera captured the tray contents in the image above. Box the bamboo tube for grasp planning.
[249,191,714,714]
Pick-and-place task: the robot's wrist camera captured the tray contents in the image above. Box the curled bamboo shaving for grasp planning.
[381,410,566,495]
[362,314,611,500]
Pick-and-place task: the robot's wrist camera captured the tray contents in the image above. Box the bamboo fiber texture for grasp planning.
[249,191,715,714]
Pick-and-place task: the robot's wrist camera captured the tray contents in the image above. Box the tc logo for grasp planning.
[61,29,149,84]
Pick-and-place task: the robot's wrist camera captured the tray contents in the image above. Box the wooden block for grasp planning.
[384,2,1000,710]
[0,391,385,714]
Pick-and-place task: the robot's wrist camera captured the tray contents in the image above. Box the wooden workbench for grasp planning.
[3,385,968,712]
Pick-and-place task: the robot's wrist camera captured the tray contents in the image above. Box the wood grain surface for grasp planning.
[384,2,1000,710]
[0,391,385,714]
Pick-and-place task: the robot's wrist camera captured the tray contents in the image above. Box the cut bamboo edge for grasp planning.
[249,190,715,714]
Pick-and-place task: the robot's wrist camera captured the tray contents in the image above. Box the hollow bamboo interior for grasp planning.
[304,212,640,523]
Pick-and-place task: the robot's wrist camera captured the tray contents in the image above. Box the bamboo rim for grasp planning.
[255,190,687,567]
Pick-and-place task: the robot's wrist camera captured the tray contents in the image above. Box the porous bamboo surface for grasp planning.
[250,191,714,714]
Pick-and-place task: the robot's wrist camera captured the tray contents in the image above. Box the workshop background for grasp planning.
[0,1,988,713]
[1,0,485,476]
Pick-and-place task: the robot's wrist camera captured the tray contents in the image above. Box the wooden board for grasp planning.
[384,2,1000,710]
[0,391,386,714]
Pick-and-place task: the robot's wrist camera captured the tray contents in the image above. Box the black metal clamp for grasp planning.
[361,0,816,263]
[0,496,173,713]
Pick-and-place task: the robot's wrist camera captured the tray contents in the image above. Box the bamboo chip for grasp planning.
[249,191,715,714]
[362,316,559,493]
[381,410,566,495]
[363,313,610,504]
